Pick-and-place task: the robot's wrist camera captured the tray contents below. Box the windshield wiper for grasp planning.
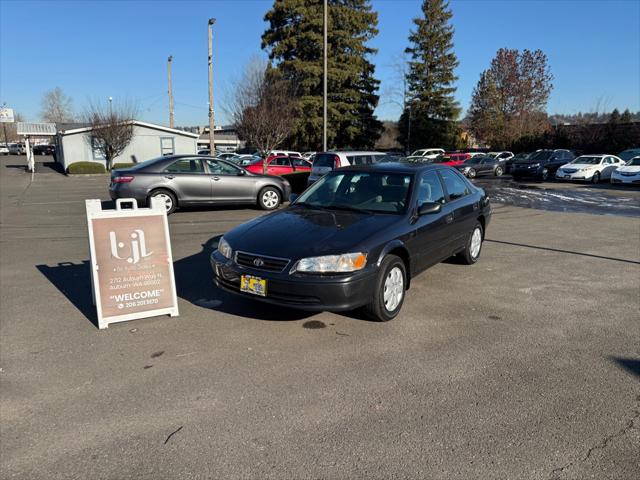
[293,202,328,210]
[325,204,370,213]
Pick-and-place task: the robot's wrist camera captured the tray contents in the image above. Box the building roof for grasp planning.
[58,120,199,138]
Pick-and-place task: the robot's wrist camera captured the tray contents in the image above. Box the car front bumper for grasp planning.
[210,250,377,311]
[555,170,594,181]
[611,173,640,184]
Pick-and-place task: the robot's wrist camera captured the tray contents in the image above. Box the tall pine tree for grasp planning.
[262,0,382,150]
[398,0,460,151]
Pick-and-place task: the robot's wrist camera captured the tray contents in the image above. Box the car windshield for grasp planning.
[627,157,640,166]
[529,150,554,161]
[411,150,426,156]
[295,171,412,214]
[619,149,640,161]
[126,157,167,170]
[571,157,601,165]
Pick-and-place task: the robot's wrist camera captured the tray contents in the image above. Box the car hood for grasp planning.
[615,166,640,174]
[561,163,597,169]
[224,207,401,259]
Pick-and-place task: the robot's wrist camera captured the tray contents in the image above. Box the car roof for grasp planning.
[335,161,455,174]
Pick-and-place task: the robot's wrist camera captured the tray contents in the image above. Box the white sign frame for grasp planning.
[0,108,14,123]
[86,197,179,329]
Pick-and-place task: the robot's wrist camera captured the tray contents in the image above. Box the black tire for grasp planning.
[149,189,177,215]
[591,171,600,184]
[458,221,484,265]
[467,168,477,179]
[494,166,504,177]
[258,186,281,210]
[364,254,406,322]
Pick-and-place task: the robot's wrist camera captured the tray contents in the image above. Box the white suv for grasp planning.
[308,151,389,185]
[269,150,302,158]
[407,148,444,161]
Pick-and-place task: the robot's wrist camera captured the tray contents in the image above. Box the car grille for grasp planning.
[235,251,290,272]
[621,172,638,177]
[562,169,577,173]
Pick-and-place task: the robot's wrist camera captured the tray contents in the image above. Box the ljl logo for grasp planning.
[109,229,153,264]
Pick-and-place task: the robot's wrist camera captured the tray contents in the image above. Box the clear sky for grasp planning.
[1,0,638,126]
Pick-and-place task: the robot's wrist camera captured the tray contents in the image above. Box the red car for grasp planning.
[435,152,470,166]
[245,155,312,176]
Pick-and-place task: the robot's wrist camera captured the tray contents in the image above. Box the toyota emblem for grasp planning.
[253,258,264,267]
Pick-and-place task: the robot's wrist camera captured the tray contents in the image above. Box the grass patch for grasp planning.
[67,161,106,174]
[112,162,137,170]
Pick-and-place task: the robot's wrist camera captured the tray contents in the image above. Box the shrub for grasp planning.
[281,171,310,194]
[112,162,136,170]
[67,161,106,174]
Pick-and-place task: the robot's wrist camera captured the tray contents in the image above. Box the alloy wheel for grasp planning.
[262,190,279,209]
[155,193,173,211]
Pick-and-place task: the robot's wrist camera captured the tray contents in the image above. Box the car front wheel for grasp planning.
[258,187,281,210]
[458,222,484,265]
[591,171,600,184]
[494,166,504,176]
[467,168,477,178]
[364,254,406,322]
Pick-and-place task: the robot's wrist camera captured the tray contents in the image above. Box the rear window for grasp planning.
[314,153,338,168]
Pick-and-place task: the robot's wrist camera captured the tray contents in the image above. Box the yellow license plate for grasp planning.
[240,275,267,297]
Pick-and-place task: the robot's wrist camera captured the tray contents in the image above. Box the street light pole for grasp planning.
[108,97,113,117]
[322,0,327,152]
[208,18,216,153]
[167,55,174,128]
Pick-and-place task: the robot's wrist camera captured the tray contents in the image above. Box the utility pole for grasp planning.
[322,0,328,152]
[208,18,216,153]
[167,55,174,128]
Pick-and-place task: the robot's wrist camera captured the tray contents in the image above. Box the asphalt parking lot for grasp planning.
[1,155,639,479]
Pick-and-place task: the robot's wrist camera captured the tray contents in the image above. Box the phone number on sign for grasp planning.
[118,298,159,309]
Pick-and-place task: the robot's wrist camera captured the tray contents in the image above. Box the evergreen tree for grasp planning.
[620,109,632,123]
[262,0,382,150]
[609,108,621,125]
[398,0,460,151]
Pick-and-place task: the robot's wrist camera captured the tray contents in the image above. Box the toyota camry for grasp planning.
[210,163,491,321]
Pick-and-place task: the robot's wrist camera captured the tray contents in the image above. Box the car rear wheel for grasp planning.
[258,187,281,210]
[494,166,504,176]
[591,171,600,184]
[149,189,177,214]
[364,254,406,322]
[458,222,484,265]
[467,168,477,178]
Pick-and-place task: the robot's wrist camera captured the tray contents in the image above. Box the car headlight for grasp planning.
[291,253,367,273]
[217,237,233,259]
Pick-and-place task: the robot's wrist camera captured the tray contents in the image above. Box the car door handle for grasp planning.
[212,176,220,181]
[164,175,175,180]
[445,214,454,224]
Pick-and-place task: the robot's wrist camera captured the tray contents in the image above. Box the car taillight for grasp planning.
[112,176,134,183]
[334,155,340,169]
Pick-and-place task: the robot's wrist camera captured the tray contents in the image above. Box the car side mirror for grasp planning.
[418,202,442,215]
[237,169,246,176]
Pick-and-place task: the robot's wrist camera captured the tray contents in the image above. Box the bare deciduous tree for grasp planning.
[227,57,297,174]
[41,87,75,123]
[83,100,137,170]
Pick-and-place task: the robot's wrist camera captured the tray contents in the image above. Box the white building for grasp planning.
[56,121,199,170]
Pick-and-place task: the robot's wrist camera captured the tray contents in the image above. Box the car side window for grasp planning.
[292,158,308,167]
[205,159,240,175]
[440,169,470,201]
[417,171,446,205]
[165,158,204,173]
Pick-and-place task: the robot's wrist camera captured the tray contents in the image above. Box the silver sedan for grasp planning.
[109,155,291,214]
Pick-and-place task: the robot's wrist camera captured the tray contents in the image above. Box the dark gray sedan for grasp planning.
[109,155,291,214]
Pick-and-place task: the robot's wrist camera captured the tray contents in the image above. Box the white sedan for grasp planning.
[611,156,640,185]
[555,155,626,183]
